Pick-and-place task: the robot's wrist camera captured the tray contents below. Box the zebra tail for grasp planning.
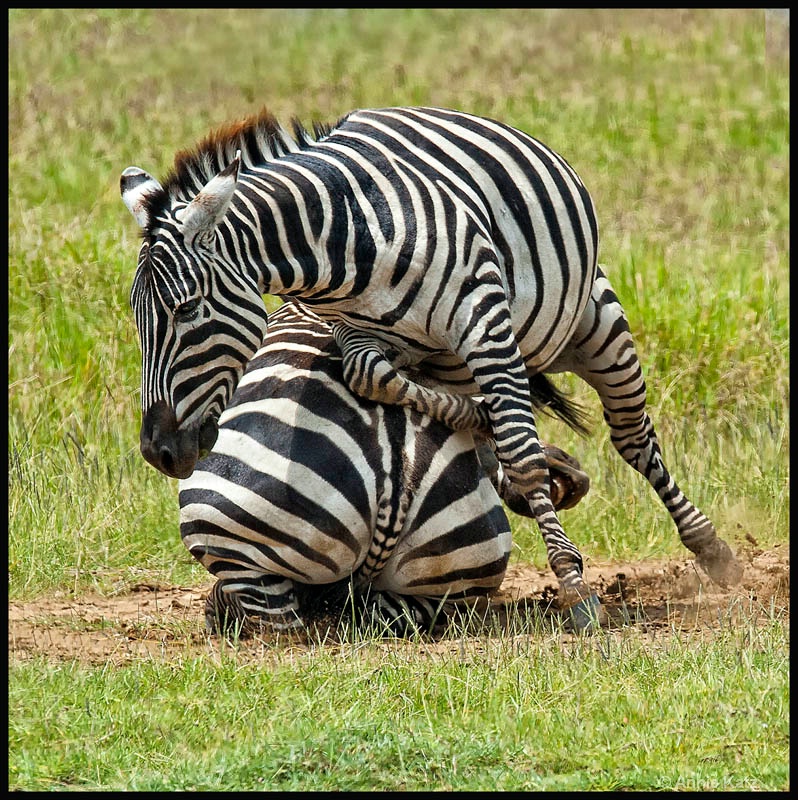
[529,373,592,437]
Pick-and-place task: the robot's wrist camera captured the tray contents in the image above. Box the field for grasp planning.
[8,9,789,791]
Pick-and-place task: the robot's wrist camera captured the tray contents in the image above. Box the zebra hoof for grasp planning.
[565,593,606,634]
[695,538,744,588]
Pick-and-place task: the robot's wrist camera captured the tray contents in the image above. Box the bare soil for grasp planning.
[8,543,789,665]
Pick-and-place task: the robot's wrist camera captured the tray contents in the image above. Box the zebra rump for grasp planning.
[178,301,590,637]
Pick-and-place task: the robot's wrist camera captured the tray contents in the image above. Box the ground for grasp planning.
[9,543,789,665]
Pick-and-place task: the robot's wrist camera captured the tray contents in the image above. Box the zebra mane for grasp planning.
[140,107,340,233]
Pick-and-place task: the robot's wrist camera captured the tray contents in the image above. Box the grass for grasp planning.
[8,8,790,791]
[9,611,789,791]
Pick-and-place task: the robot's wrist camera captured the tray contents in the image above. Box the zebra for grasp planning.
[187,300,592,635]
[181,299,591,637]
[121,105,742,629]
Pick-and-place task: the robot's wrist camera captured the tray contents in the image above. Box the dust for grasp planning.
[8,544,789,665]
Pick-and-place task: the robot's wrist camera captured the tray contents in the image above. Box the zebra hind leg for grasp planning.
[205,575,304,638]
[554,270,743,587]
[477,423,603,630]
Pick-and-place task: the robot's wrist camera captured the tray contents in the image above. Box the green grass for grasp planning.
[8,8,790,791]
[9,612,789,791]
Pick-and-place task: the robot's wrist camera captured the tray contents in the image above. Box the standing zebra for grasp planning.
[182,300,590,636]
[121,106,742,628]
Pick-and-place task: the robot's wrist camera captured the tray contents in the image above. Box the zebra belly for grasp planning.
[372,276,592,395]
[307,241,594,388]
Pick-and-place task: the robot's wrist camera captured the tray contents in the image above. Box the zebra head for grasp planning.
[120,155,268,479]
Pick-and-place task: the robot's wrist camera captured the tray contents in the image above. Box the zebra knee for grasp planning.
[204,577,304,638]
[500,449,551,501]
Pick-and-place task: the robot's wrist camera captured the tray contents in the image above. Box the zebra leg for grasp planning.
[205,575,304,637]
[450,310,604,630]
[550,268,743,587]
[353,588,451,638]
[332,323,492,434]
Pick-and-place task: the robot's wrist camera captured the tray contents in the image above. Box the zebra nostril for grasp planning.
[160,447,176,475]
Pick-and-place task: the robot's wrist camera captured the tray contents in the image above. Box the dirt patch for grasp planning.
[8,544,789,665]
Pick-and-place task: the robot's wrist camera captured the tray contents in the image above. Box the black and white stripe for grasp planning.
[122,106,741,628]
[180,301,590,636]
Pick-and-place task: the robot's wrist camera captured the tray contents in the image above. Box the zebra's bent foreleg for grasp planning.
[205,575,304,637]
[332,323,492,434]
[550,269,743,587]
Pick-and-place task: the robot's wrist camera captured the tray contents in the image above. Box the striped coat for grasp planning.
[179,301,589,636]
[122,106,742,632]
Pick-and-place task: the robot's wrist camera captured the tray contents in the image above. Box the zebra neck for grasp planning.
[228,175,361,301]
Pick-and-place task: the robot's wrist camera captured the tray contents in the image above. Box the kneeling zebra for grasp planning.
[179,301,590,637]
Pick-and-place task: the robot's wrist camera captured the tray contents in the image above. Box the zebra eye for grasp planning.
[173,297,201,321]
[192,230,216,253]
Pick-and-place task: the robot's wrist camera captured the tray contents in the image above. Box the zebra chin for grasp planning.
[139,400,219,479]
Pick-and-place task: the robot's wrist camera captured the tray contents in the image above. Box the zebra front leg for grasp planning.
[332,323,492,434]
[205,575,304,638]
[455,325,604,631]
[551,269,743,587]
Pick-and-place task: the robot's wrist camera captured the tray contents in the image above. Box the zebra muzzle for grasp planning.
[139,401,218,479]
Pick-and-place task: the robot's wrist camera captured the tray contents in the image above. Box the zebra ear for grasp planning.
[120,167,163,229]
[180,152,241,240]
